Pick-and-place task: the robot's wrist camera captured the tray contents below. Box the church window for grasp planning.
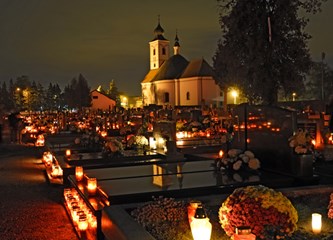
[186,92,190,100]
[164,92,169,103]
[162,47,166,55]
[153,49,156,55]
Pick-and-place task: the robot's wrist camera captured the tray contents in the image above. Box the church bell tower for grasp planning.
[149,16,170,70]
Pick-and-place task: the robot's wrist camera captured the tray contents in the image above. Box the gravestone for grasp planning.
[231,104,313,178]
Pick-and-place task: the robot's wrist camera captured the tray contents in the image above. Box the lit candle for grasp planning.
[218,150,224,158]
[66,149,71,157]
[78,217,88,231]
[87,178,97,195]
[312,213,322,234]
[75,166,84,182]
[190,204,212,240]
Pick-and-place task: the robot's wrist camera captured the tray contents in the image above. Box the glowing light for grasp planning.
[312,213,322,234]
[75,166,84,182]
[87,178,97,195]
[190,205,212,240]
[218,150,224,158]
[66,149,71,157]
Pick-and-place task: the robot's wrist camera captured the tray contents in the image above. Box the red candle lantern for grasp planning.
[75,166,84,182]
[87,178,97,195]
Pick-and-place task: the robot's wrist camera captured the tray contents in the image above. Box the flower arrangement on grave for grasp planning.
[288,128,314,154]
[328,193,333,219]
[215,149,261,172]
[102,138,124,157]
[219,185,298,239]
[130,196,189,240]
[127,135,149,149]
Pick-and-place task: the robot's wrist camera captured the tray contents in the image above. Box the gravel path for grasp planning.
[0,144,78,240]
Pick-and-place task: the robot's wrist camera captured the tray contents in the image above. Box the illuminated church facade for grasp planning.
[141,20,222,107]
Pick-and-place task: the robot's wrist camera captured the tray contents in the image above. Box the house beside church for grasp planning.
[141,20,222,107]
[90,89,116,111]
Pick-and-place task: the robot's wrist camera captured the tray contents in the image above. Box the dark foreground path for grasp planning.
[0,143,78,240]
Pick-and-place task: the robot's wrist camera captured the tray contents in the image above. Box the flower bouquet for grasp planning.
[219,185,298,239]
[328,193,333,219]
[215,149,261,172]
[102,138,124,158]
[288,128,314,154]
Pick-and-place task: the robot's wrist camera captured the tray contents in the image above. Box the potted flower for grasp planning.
[288,128,314,177]
[219,185,298,239]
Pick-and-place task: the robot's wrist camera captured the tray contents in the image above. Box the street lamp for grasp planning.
[292,92,296,101]
[321,52,325,101]
[231,90,238,104]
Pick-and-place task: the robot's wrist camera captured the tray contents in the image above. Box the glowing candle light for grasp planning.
[190,204,212,240]
[66,149,71,157]
[312,213,322,234]
[78,216,88,231]
[87,178,97,195]
[218,150,224,158]
[75,166,84,182]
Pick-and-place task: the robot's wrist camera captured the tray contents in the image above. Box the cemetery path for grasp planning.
[0,143,78,240]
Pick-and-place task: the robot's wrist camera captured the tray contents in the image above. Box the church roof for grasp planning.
[141,57,218,84]
[152,54,189,81]
[142,69,159,83]
[180,58,217,79]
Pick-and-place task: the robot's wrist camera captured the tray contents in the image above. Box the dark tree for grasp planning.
[213,0,326,105]
[302,61,333,101]
[0,82,12,111]
[46,83,63,111]
[106,80,120,106]
[64,74,91,110]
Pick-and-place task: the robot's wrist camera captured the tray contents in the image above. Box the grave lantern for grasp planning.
[78,215,88,231]
[218,150,224,158]
[66,149,71,157]
[87,178,97,195]
[75,166,84,182]
[233,226,256,240]
[190,204,212,240]
[312,213,322,234]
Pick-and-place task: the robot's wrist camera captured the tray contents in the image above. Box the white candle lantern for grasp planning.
[87,178,97,195]
[75,166,84,182]
[190,204,212,240]
[312,213,322,234]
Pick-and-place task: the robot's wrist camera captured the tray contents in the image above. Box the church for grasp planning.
[141,20,223,107]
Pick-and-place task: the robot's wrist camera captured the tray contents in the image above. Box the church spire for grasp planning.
[149,15,170,70]
[173,30,180,55]
[153,15,167,40]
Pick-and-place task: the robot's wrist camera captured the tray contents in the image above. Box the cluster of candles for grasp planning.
[42,151,53,166]
[42,151,63,178]
[63,188,97,232]
[75,166,98,196]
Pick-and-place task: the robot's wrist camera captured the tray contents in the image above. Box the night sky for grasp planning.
[0,0,332,96]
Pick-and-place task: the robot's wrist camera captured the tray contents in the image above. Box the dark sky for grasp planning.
[0,0,332,96]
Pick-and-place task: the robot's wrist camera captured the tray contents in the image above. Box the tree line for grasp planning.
[0,74,120,113]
